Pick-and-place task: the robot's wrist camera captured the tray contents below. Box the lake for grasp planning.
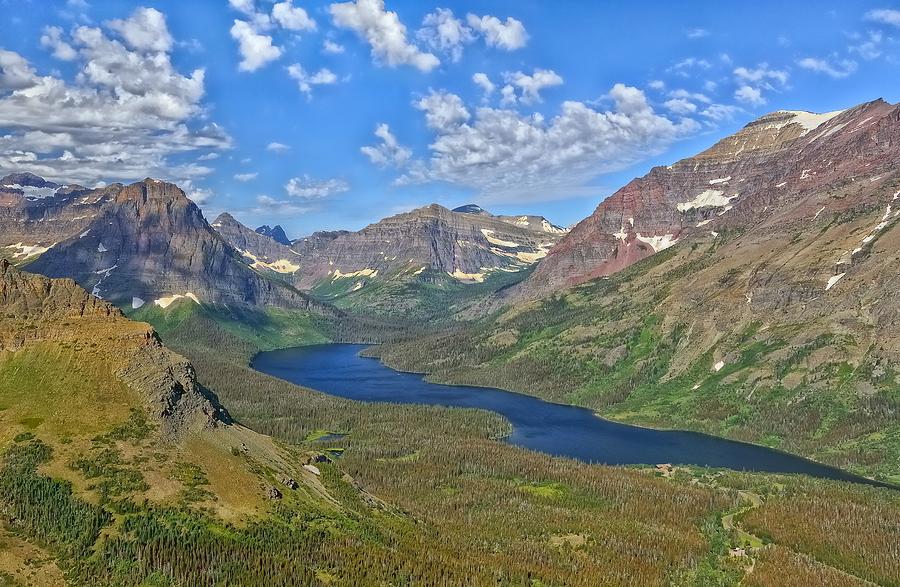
[253,343,886,487]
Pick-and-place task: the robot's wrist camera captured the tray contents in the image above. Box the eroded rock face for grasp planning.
[288,203,567,289]
[25,178,324,312]
[525,99,900,296]
[0,261,224,439]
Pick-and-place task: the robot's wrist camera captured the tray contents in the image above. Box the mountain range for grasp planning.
[2,97,900,584]
[3,98,899,480]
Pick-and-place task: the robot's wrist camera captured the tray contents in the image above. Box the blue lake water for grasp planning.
[253,343,887,487]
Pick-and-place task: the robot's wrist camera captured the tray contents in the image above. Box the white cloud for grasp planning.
[198,152,220,161]
[107,7,173,52]
[664,98,697,115]
[734,85,765,106]
[466,13,528,50]
[228,0,257,16]
[503,68,563,104]
[472,72,495,97]
[330,0,439,72]
[230,19,282,72]
[253,194,312,215]
[272,0,316,31]
[360,123,411,166]
[40,26,78,61]
[266,142,291,153]
[398,84,698,202]
[414,90,470,129]
[701,104,741,122]
[0,50,38,90]
[648,80,665,91]
[733,64,789,86]
[686,28,710,39]
[849,31,883,60]
[0,7,230,187]
[234,172,258,182]
[323,39,345,54]
[668,89,711,104]
[865,8,900,27]
[285,175,350,199]
[417,8,475,62]
[287,64,338,96]
[669,57,711,75]
[797,57,858,78]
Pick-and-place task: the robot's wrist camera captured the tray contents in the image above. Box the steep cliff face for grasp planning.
[26,179,323,312]
[526,99,900,295]
[0,260,223,438]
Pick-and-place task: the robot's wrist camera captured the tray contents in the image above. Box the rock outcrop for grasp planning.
[0,260,224,439]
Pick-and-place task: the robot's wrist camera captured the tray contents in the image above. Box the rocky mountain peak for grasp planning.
[525,97,900,296]
[452,204,489,215]
[255,223,291,246]
[0,172,57,188]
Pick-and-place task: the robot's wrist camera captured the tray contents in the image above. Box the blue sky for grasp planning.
[1,0,899,237]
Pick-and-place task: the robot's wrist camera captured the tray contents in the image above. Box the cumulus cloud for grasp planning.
[272,0,316,31]
[40,26,78,61]
[685,28,710,39]
[234,172,258,182]
[414,90,470,129]
[395,84,698,202]
[797,57,858,78]
[330,0,439,72]
[0,50,37,90]
[266,142,291,153]
[231,19,282,72]
[734,85,765,106]
[865,8,900,27]
[502,69,563,104]
[287,64,338,97]
[732,63,788,106]
[360,123,412,166]
[0,7,230,188]
[285,174,350,199]
[664,98,697,115]
[417,8,475,62]
[472,72,495,97]
[323,39,345,54]
[734,63,789,86]
[466,13,528,50]
[107,7,173,52]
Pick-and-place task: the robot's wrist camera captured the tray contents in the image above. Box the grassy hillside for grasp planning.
[374,201,900,482]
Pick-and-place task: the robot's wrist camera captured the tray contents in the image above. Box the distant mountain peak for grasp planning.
[452,204,490,215]
[255,224,291,246]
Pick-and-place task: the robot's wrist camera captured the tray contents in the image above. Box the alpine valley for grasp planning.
[2,69,900,587]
